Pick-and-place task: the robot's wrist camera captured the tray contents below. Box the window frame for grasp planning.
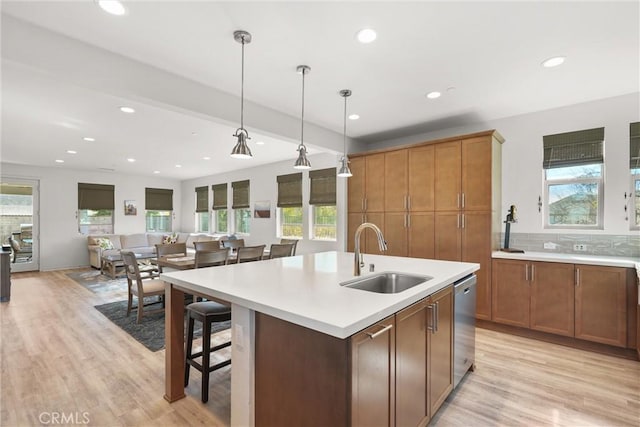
[195,211,210,233]
[631,172,640,231]
[309,204,337,241]
[543,165,604,230]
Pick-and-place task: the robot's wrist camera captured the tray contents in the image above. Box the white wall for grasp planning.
[1,163,181,270]
[180,153,347,255]
[367,93,640,235]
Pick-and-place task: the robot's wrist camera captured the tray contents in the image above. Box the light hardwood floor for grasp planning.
[1,270,639,426]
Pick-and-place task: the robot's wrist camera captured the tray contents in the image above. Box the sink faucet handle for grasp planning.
[359,253,364,268]
[369,263,375,272]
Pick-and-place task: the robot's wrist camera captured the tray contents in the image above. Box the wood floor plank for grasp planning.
[1,269,638,426]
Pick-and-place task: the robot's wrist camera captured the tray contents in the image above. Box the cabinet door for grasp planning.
[385,150,408,212]
[347,213,365,252]
[395,301,428,427]
[348,156,366,213]
[408,145,435,212]
[364,213,386,255]
[434,141,461,212]
[530,262,575,337]
[461,212,492,320]
[408,212,435,259]
[365,153,386,212]
[491,259,530,328]
[434,212,461,261]
[351,315,396,427]
[384,213,407,257]
[575,265,627,347]
[428,285,453,416]
[461,136,492,211]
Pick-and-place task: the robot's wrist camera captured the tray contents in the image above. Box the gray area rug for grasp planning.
[66,269,127,294]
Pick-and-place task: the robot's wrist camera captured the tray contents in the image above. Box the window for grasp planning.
[277,173,303,238]
[309,168,337,240]
[145,188,173,232]
[232,180,250,235]
[212,183,228,233]
[630,122,640,229]
[543,128,604,229]
[195,186,209,232]
[78,183,114,234]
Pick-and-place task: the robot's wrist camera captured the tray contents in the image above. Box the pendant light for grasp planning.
[293,65,311,169]
[230,30,252,159]
[337,89,353,177]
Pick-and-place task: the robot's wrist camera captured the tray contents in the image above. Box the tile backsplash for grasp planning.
[501,233,640,258]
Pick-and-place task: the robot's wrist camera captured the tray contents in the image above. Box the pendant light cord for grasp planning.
[342,94,347,156]
[240,36,245,131]
[300,69,306,148]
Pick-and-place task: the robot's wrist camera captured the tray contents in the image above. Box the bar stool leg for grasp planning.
[201,316,212,403]
[184,315,195,387]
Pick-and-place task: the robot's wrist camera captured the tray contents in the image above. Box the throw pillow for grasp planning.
[96,237,114,250]
[162,233,178,244]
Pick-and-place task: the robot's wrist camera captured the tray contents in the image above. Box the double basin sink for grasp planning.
[341,272,432,294]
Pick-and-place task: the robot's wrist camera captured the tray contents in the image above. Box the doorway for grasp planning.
[0,178,39,272]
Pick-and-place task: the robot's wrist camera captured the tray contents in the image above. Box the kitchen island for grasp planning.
[161,251,478,426]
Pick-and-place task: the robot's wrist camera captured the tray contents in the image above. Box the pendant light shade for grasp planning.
[293,65,311,170]
[337,89,353,177]
[230,30,252,159]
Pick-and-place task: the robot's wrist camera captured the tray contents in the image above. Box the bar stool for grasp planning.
[184,301,232,403]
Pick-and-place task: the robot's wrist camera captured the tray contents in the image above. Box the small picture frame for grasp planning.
[124,200,137,216]
[254,201,271,218]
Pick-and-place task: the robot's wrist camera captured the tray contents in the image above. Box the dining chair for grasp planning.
[195,248,230,268]
[235,245,266,263]
[193,240,220,252]
[222,239,245,250]
[269,243,295,259]
[155,242,187,273]
[121,250,165,323]
[280,238,299,256]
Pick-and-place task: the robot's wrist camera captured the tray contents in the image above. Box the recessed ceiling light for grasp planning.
[153,170,160,174]
[256,141,265,145]
[175,164,182,168]
[127,158,136,162]
[203,156,211,160]
[541,56,565,68]
[67,150,77,154]
[348,114,360,120]
[83,137,95,142]
[55,159,64,163]
[119,106,135,113]
[356,28,377,44]
[426,91,441,99]
[97,0,126,16]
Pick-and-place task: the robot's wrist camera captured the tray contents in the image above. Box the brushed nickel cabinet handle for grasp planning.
[576,268,580,287]
[407,214,411,228]
[525,264,529,282]
[462,213,465,229]
[365,324,393,339]
[462,192,465,208]
[457,214,461,229]
[457,193,460,208]
[531,264,535,282]
[408,195,411,210]
[403,214,407,228]
[434,301,439,332]
[404,195,408,210]
[427,304,434,331]
[364,198,367,212]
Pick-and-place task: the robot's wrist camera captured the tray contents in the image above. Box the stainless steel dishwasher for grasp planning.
[453,274,477,388]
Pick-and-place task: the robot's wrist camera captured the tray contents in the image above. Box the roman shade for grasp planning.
[276,173,302,208]
[145,188,173,210]
[195,186,208,213]
[543,127,604,169]
[630,122,640,169]
[212,183,228,210]
[309,168,337,205]
[78,183,114,210]
[231,180,250,209]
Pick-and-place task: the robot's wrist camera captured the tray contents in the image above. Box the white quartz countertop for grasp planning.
[492,250,639,269]
[161,251,478,339]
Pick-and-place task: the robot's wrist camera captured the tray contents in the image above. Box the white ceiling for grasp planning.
[1,1,638,180]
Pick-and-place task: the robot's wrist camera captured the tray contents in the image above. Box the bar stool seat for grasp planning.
[184,301,232,403]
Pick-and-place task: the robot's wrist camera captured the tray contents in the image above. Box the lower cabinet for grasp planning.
[492,259,632,348]
[256,284,455,427]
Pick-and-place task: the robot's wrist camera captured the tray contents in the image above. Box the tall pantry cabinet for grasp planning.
[347,130,504,319]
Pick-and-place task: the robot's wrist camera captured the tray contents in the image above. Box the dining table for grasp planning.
[157,248,271,270]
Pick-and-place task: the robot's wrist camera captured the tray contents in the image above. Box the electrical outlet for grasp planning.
[573,244,587,252]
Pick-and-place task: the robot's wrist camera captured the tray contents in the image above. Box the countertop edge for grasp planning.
[492,251,639,269]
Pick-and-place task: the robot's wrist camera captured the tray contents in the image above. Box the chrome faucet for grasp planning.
[354,222,387,276]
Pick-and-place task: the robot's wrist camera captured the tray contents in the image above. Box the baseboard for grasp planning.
[476,319,639,361]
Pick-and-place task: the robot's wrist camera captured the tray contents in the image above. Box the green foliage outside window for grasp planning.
[280,207,303,238]
[216,210,228,233]
[234,208,251,234]
[313,205,336,240]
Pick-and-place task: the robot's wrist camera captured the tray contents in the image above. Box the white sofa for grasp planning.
[87,232,220,269]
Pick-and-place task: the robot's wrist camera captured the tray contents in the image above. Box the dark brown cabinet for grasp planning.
[492,259,634,348]
[351,315,396,427]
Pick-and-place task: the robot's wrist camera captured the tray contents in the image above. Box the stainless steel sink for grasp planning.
[340,272,432,294]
